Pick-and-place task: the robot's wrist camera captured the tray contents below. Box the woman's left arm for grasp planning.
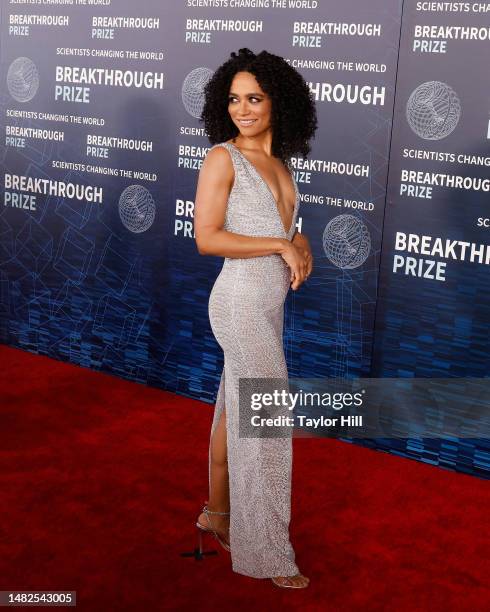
[291,231,313,280]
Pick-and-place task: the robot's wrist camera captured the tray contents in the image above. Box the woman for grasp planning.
[193,48,317,589]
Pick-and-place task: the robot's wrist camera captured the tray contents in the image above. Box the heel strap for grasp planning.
[203,504,230,516]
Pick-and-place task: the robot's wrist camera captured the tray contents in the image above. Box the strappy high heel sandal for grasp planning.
[195,501,230,552]
[271,574,310,589]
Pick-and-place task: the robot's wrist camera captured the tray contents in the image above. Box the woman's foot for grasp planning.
[271,574,310,589]
[197,510,230,548]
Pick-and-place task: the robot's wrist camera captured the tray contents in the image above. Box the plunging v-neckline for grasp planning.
[228,142,298,235]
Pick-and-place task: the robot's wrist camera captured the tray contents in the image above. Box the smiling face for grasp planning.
[228,71,272,138]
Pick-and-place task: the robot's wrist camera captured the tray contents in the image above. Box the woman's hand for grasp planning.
[291,232,313,285]
[279,240,310,291]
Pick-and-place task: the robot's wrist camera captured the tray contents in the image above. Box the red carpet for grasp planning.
[1,344,489,611]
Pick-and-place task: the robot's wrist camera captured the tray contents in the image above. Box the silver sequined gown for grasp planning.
[206,141,300,578]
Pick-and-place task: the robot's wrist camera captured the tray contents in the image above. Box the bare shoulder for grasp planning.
[204,143,231,166]
[200,144,234,184]
[195,143,234,232]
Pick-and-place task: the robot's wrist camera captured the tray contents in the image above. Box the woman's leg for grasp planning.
[199,408,230,540]
[209,407,230,510]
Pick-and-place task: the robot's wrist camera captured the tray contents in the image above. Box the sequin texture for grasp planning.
[206,141,300,578]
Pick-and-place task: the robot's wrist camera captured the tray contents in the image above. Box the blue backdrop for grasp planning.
[1,1,488,479]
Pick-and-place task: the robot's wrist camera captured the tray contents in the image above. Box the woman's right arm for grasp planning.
[195,147,285,257]
[194,146,308,288]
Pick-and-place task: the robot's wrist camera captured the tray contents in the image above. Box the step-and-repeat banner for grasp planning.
[371,2,490,476]
[0,1,488,478]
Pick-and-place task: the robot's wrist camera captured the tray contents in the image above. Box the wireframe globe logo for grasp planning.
[7,57,39,103]
[182,67,214,118]
[406,81,461,140]
[322,214,371,269]
[118,185,156,233]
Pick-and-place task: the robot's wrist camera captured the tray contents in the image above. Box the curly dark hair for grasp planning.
[199,48,317,163]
